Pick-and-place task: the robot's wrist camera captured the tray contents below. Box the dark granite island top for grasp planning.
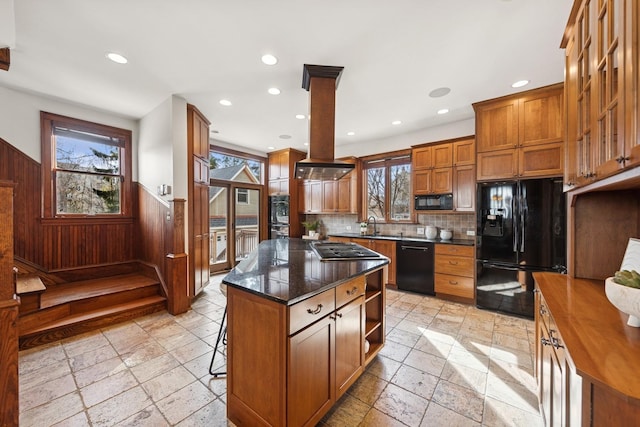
[222,237,390,305]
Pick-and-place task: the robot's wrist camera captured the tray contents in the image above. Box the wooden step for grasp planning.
[18,272,167,350]
[40,273,159,308]
[19,295,166,350]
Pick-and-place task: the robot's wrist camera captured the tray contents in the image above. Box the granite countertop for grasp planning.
[329,232,475,246]
[222,238,389,306]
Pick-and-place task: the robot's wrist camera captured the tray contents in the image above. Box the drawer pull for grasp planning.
[307,304,323,315]
[448,261,458,265]
[346,286,359,296]
[539,305,547,315]
[540,337,552,346]
[448,280,459,285]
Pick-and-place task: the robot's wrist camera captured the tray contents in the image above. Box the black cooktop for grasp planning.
[311,242,384,261]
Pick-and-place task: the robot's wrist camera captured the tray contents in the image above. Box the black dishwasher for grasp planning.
[396,240,435,295]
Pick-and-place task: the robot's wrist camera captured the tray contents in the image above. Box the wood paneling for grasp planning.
[0,48,9,71]
[0,138,43,267]
[0,181,19,427]
[135,184,170,280]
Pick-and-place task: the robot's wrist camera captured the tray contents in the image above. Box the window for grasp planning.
[41,112,132,217]
[236,188,249,204]
[210,149,263,183]
[363,150,412,222]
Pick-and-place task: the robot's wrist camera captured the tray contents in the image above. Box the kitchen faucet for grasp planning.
[367,216,378,236]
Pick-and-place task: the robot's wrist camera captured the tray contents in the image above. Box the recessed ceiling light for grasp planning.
[347,131,355,136]
[106,52,127,64]
[304,142,309,146]
[210,129,219,134]
[261,54,278,65]
[429,87,451,98]
[268,87,281,95]
[279,134,291,139]
[512,80,529,88]
[437,108,449,115]
[219,99,232,106]
[267,146,275,150]
[295,114,306,119]
[391,120,402,125]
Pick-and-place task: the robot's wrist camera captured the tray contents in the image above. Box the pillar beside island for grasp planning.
[222,238,389,427]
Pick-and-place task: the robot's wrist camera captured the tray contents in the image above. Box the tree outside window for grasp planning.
[41,112,132,217]
[363,151,412,223]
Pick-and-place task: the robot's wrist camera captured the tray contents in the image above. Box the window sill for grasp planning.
[40,216,134,226]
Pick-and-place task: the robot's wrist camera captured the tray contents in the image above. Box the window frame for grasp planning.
[361,149,412,224]
[41,111,133,219]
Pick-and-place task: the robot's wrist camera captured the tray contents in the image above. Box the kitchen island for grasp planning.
[223,238,389,427]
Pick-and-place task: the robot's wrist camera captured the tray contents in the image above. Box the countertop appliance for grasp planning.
[476,179,566,318]
[269,195,290,239]
[414,193,453,210]
[396,240,435,295]
[310,242,384,261]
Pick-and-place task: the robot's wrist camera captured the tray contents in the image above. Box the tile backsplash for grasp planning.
[307,213,476,240]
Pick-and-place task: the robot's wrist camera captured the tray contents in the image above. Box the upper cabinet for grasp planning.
[267,148,306,196]
[474,84,565,181]
[413,143,453,195]
[298,158,359,215]
[412,136,476,212]
[563,0,640,188]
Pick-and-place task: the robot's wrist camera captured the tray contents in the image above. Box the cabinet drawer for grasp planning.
[289,289,336,335]
[435,273,474,298]
[336,276,365,309]
[435,255,474,277]
[435,244,474,257]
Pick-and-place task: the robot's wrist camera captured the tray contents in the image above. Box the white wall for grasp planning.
[336,118,475,158]
[138,95,186,202]
[0,85,138,171]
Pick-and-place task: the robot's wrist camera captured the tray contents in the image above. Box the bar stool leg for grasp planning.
[209,306,227,377]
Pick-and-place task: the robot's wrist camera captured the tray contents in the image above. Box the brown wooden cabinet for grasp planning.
[474,84,564,181]
[268,148,306,196]
[434,244,474,300]
[298,180,322,214]
[187,104,211,296]
[298,164,357,215]
[563,0,640,188]
[452,138,475,166]
[413,143,453,194]
[351,238,396,286]
[452,164,475,212]
[228,267,386,427]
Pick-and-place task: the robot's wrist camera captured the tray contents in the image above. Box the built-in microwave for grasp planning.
[414,194,453,210]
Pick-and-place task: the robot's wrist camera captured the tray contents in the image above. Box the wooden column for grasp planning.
[0,48,10,71]
[0,181,19,426]
[166,198,189,314]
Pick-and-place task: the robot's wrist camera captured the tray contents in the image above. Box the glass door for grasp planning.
[234,187,260,262]
[209,183,262,273]
[209,185,230,273]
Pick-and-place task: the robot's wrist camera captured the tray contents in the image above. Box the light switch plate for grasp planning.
[466,230,476,236]
[417,227,424,235]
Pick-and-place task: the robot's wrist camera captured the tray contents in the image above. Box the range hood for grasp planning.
[294,64,355,181]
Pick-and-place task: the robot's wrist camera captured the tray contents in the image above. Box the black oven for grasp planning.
[414,194,453,210]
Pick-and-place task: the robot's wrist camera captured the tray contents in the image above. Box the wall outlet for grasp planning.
[417,227,424,235]
[346,225,352,231]
[466,230,476,236]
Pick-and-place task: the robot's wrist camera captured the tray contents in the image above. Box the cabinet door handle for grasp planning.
[346,286,359,296]
[449,261,458,265]
[307,304,323,315]
[540,337,552,346]
[539,305,547,315]
[549,330,564,349]
[329,313,343,320]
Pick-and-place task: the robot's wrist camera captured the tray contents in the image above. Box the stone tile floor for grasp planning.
[18,273,542,426]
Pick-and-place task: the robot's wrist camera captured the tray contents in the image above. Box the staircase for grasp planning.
[17,267,167,350]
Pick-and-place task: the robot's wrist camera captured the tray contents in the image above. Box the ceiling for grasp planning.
[0,0,574,157]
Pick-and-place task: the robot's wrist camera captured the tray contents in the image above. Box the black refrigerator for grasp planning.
[476,179,566,318]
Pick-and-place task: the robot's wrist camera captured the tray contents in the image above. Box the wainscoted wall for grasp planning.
[309,213,476,241]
